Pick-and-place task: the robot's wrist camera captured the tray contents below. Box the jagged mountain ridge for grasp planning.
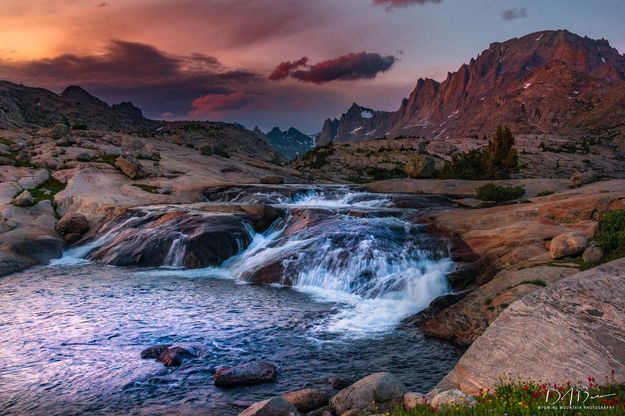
[254,126,314,159]
[0,81,286,163]
[320,30,625,143]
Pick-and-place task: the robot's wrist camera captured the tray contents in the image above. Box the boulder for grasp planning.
[328,376,352,390]
[549,232,588,259]
[76,152,92,162]
[56,212,89,236]
[51,123,70,140]
[569,170,599,187]
[430,389,476,409]
[404,392,427,409]
[582,246,603,263]
[214,361,277,387]
[405,155,435,179]
[438,259,625,394]
[140,344,195,367]
[12,190,34,207]
[281,388,328,413]
[89,210,255,268]
[260,175,285,185]
[115,155,144,179]
[330,372,406,415]
[239,397,298,416]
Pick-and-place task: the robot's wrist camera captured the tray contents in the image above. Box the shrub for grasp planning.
[476,183,524,202]
[596,210,625,256]
[438,126,518,180]
[72,121,88,130]
[536,190,555,197]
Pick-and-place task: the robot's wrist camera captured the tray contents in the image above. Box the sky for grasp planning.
[0,0,624,133]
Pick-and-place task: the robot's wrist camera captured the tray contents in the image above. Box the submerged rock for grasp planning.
[330,372,406,415]
[140,344,195,367]
[214,361,277,387]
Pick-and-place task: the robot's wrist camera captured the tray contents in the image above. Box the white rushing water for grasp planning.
[51,187,453,337]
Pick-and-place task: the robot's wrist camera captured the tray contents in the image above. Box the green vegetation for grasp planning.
[299,143,334,169]
[536,190,555,197]
[132,183,159,193]
[483,298,492,306]
[519,279,547,287]
[72,121,88,130]
[487,305,495,311]
[390,379,625,416]
[347,167,407,184]
[438,126,518,179]
[596,210,625,259]
[476,183,525,202]
[99,154,119,167]
[29,177,66,204]
[500,303,510,309]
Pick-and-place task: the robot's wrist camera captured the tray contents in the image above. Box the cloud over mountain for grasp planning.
[270,52,396,84]
[501,7,528,21]
[372,0,442,11]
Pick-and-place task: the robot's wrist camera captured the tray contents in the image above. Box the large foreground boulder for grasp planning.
[56,212,90,244]
[330,372,406,415]
[438,258,625,394]
[214,361,277,387]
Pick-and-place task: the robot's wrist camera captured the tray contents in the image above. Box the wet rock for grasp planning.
[11,235,64,264]
[115,155,144,179]
[238,397,298,416]
[56,212,89,236]
[240,204,282,231]
[89,210,254,268]
[281,388,328,413]
[214,361,277,387]
[404,392,427,409]
[582,246,603,263]
[12,190,33,207]
[549,232,588,259]
[569,170,599,187]
[140,344,195,367]
[63,232,83,245]
[430,389,476,408]
[330,372,406,415]
[260,175,285,185]
[405,155,435,179]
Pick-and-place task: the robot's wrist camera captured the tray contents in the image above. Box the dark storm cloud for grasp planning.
[372,0,443,11]
[270,52,396,84]
[268,57,309,81]
[0,40,261,118]
[501,7,527,21]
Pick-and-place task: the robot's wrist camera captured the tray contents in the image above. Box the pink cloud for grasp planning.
[189,91,253,117]
[268,57,308,80]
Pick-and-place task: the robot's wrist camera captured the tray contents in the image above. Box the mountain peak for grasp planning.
[61,85,109,108]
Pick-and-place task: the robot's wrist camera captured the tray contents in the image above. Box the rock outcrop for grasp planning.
[439,258,625,394]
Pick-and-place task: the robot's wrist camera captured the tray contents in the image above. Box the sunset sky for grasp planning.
[1,0,624,132]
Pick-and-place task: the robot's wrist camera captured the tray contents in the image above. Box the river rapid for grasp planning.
[0,185,464,415]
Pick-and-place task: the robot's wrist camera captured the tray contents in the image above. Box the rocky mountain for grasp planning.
[0,81,287,163]
[322,30,625,142]
[318,103,394,144]
[0,81,156,132]
[254,126,314,159]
